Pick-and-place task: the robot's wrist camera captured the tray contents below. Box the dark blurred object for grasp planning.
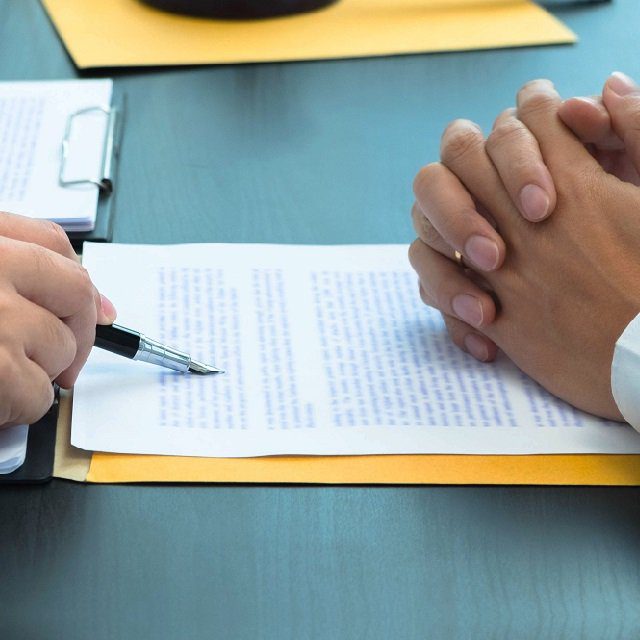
[540,0,610,5]
[140,0,339,18]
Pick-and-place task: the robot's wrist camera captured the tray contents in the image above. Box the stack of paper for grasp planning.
[0,425,28,475]
[72,243,640,458]
[0,79,112,232]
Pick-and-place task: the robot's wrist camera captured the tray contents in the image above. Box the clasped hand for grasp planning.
[410,72,640,420]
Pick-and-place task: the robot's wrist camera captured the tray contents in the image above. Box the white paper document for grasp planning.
[0,425,28,475]
[72,243,640,457]
[0,79,112,231]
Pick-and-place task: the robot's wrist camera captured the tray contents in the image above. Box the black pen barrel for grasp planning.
[94,324,141,359]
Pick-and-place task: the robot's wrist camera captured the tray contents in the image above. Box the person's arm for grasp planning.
[0,212,116,428]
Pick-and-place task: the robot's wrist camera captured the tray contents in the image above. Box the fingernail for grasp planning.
[464,333,490,362]
[519,184,550,221]
[525,78,557,95]
[608,71,639,97]
[568,96,599,106]
[100,294,117,322]
[452,294,484,328]
[464,235,499,271]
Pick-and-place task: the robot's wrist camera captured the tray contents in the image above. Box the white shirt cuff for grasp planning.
[611,312,640,432]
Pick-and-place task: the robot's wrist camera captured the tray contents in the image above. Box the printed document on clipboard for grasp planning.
[0,79,116,233]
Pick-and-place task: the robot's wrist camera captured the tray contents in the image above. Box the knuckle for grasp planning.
[30,244,95,304]
[417,268,450,313]
[0,305,21,350]
[441,121,483,167]
[412,162,442,199]
[410,203,425,235]
[66,262,97,307]
[0,349,17,382]
[419,218,443,249]
[433,283,455,314]
[518,92,556,120]
[419,285,435,308]
[408,239,424,268]
[442,316,466,349]
[55,344,77,378]
[76,265,95,298]
[620,96,640,133]
[40,220,75,259]
[0,289,15,315]
[21,387,53,425]
[41,316,63,346]
[30,243,57,278]
[492,108,516,129]
[0,356,29,425]
[486,120,527,152]
[48,319,76,360]
[408,238,437,273]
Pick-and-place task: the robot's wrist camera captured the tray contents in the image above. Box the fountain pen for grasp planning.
[94,324,224,375]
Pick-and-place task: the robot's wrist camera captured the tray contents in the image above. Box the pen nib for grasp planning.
[188,359,225,375]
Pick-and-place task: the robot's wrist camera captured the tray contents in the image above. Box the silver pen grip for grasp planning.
[134,334,190,372]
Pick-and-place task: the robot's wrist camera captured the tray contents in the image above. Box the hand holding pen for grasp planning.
[0,214,117,429]
[0,212,223,433]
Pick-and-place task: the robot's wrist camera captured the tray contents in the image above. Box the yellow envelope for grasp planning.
[87,451,640,485]
[52,357,640,486]
[42,0,575,69]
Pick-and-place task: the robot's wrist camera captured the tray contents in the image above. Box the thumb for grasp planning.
[602,72,640,173]
[96,292,117,325]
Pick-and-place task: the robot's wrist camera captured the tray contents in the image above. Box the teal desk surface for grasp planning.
[1,1,639,638]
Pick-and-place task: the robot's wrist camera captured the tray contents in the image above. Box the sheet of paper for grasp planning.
[41,0,575,69]
[73,243,640,458]
[0,425,28,475]
[0,79,112,231]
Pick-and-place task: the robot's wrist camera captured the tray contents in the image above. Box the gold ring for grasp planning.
[454,250,466,268]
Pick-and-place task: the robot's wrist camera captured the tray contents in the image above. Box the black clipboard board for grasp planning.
[68,175,118,249]
[0,394,59,485]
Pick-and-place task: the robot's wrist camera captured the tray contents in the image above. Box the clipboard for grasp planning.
[64,90,126,249]
[0,394,59,485]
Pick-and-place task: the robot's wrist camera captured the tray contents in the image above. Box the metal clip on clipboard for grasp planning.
[58,104,118,194]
